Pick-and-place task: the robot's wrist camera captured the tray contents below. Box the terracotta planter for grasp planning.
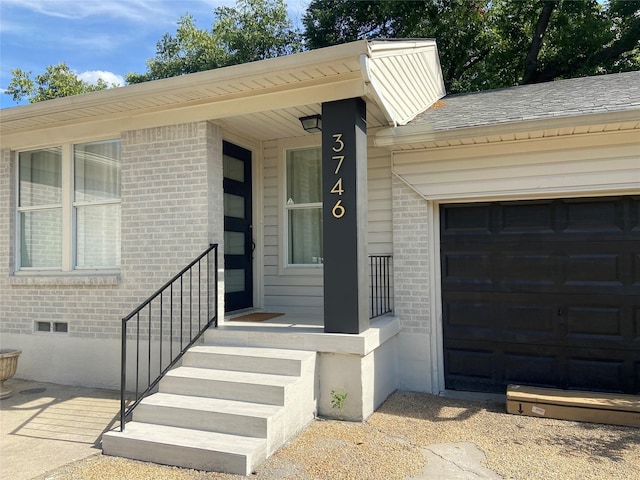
[0,349,21,399]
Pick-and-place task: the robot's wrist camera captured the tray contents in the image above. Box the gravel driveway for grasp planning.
[37,391,639,480]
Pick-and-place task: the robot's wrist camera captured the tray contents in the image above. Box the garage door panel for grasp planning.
[441,196,640,394]
[443,251,636,295]
[566,358,627,392]
[442,253,492,287]
[444,339,639,393]
[444,293,636,349]
[566,306,625,339]
[504,352,559,387]
[504,304,556,335]
[502,253,556,287]
[441,204,491,235]
[563,197,627,234]
[565,253,623,286]
[445,300,492,331]
[501,201,555,234]
[445,348,494,381]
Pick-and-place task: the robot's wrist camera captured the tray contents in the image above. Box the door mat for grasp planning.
[230,312,284,322]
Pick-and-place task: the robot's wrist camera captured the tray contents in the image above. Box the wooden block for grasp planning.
[506,384,640,427]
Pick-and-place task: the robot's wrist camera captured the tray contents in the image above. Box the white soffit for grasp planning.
[0,39,448,144]
[364,40,446,126]
[0,41,369,139]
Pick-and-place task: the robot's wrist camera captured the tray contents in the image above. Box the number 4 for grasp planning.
[331,178,344,195]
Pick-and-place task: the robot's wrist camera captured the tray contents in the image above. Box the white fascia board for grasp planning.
[2,75,367,149]
[374,109,640,148]
[0,41,371,125]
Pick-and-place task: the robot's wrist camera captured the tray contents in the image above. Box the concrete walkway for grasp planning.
[0,379,120,480]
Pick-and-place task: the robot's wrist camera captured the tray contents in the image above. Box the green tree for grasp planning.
[489,0,639,86]
[303,0,640,93]
[126,0,302,84]
[6,62,113,104]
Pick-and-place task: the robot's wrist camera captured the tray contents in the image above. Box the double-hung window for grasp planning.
[17,139,121,271]
[285,147,323,265]
[18,147,63,269]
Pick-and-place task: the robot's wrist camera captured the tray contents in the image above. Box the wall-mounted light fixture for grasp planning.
[299,114,322,133]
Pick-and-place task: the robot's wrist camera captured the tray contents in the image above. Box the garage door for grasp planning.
[440,196,640,394]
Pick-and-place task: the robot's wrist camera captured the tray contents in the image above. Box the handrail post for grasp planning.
[120,317,126,431]
[214,244,218,326]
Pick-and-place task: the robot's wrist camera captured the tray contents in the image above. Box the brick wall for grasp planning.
[391,175,432,334]
[0,121,223,340]
[391,174,437,392]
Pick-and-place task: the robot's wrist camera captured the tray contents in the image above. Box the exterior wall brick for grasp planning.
[391,174,437,393]
[391,175,432,335]
[0,122,223,356]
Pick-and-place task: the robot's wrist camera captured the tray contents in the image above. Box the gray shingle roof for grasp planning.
[410,71,640,130]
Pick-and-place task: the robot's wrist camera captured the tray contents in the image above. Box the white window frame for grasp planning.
[278,137,324,273]
[15,139,121,274]
[15,146,65,271]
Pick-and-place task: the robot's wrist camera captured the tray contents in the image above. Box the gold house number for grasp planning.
[331,133,346,219]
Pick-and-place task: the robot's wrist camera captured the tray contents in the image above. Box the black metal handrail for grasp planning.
[369,255,393,319]
[119,244,218,431]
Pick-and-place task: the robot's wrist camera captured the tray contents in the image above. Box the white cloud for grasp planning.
[1,0,177,23]
[78,70,125,87]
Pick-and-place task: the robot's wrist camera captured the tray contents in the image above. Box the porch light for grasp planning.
[299,114,322,133]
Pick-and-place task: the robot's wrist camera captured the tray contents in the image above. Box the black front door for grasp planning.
[223,141,253,312]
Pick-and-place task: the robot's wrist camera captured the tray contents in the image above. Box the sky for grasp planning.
[0,0,310,109]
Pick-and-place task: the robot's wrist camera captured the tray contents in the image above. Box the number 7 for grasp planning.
[332,155,344,174]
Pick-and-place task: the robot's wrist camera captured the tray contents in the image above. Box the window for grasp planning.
[18,147,63,268]
[17,140,121,271]
[74,141,121,268]
[285,147,323,265]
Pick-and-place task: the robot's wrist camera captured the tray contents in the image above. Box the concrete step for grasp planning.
[104,346,317,474]
[183,345,315,376]
[159,366,298,405]
[102,422,266,476]
[134,392,284,438]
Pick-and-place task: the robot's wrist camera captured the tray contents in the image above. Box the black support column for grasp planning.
[322,98,369,334]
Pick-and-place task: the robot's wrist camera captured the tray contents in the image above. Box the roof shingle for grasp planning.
[410,71,640,131]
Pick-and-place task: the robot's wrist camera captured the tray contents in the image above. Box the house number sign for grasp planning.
[331,133,346,219]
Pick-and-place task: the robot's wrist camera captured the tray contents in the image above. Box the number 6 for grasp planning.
[332,200,345,219]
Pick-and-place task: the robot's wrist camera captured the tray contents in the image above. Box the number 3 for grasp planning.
[332,134,344,153]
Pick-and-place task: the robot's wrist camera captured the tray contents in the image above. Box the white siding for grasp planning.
[261,138,393,314]
[367,142,393,254]
[393,130,640,201]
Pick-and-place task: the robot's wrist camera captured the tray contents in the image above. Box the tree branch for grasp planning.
[521,0,558,84]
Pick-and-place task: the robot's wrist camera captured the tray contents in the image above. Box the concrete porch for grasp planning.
[216,313,400,421]
[103,313,399,475]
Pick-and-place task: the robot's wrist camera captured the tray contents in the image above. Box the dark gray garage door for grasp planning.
[440,196,640,394]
